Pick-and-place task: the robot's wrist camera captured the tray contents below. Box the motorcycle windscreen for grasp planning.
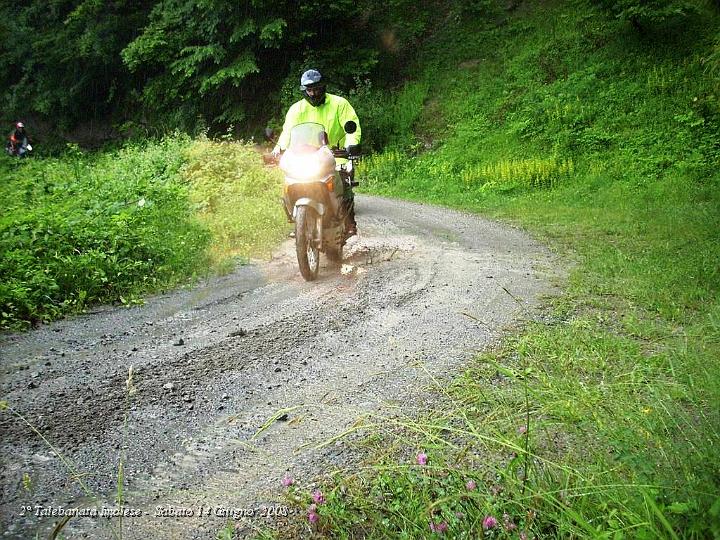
[288,123,328,154]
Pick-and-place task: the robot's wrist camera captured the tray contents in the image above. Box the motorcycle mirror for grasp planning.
[264,127,276,142]
[344,121,357,134]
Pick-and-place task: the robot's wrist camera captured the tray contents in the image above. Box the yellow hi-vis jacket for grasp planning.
[275,93,361,152]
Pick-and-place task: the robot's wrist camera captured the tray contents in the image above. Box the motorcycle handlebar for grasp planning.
[265,147,361,163]
[332,148,362,160]
[262,153,279,166]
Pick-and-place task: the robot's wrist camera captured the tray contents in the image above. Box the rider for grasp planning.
[272,69,361,236]
[8,122,30,156]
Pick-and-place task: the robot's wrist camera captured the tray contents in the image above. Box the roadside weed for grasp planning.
[182,138,286,267]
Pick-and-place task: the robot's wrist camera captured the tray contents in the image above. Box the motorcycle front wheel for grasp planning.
[295,206,320,281]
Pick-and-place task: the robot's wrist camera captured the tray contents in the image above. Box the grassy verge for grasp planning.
[271,1,720,538]
[0,137,285,330]
[183,138,288,270]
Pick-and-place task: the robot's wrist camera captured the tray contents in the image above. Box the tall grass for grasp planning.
[460,157,575,191]
[182,138,286,268]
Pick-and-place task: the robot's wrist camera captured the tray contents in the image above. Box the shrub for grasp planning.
[0,137,210,329]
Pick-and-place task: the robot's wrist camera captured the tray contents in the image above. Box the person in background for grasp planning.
[7,121,30,157]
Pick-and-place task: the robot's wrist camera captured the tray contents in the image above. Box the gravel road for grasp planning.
[0,195,559,539]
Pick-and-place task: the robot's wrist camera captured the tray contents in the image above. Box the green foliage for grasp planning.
[0,137,210,329]
[2,0,454,138]
[596,0,702,30]
[311,0,720,537]
[460,157,575,190]
[120,0,270,127]
[350,79,429,150]
[702,29,720,88]
[182,137,288,265]
[0,135,290,329]
[0,1,151,129]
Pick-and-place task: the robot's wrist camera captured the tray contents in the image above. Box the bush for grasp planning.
[182,137,287,265]
[0,137,210,329]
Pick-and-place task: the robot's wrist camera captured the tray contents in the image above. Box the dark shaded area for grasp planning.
[1,0,457,144]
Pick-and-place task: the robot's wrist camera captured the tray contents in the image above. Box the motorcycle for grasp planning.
[274,121,360,281]
[5,140,32,157]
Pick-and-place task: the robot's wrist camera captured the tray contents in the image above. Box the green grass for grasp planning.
[183,137,287,268]
[0,136,286,329]
[271,0,720,538]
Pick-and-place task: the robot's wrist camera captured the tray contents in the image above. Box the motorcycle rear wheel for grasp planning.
[295,206,320,281]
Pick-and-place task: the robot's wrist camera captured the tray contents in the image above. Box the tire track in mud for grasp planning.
[0,196,560,539]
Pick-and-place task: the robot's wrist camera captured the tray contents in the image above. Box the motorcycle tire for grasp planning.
[295,206,320,281]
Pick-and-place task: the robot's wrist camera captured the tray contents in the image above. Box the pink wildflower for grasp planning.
[416,452,428,465]
[518,425,527,434]
[503,512,517,531]
[466,479,477,491]
[281,475,293,487]
[520,532,529,540]
[429,521,448,534]
[311,489,325,505]
[307,504,319,524]
[483,515,498,530]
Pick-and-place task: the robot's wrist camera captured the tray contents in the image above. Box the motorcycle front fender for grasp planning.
[293,198,325,219]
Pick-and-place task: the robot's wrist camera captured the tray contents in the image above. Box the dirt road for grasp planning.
[0,195,558,539]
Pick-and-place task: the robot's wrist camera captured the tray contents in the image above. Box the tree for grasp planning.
[121,0,387,131]
[1,0,444,136]
[1,1,151,130]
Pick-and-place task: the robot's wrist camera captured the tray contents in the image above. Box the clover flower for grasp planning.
[482,515,498,529]
[417,452,428,465]
[429,521,448,534]
[307,504,319,524]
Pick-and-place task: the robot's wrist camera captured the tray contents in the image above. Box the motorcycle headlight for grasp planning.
[282,154,321,179]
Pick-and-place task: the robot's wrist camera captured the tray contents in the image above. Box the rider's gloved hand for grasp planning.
[271,146,282,159]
